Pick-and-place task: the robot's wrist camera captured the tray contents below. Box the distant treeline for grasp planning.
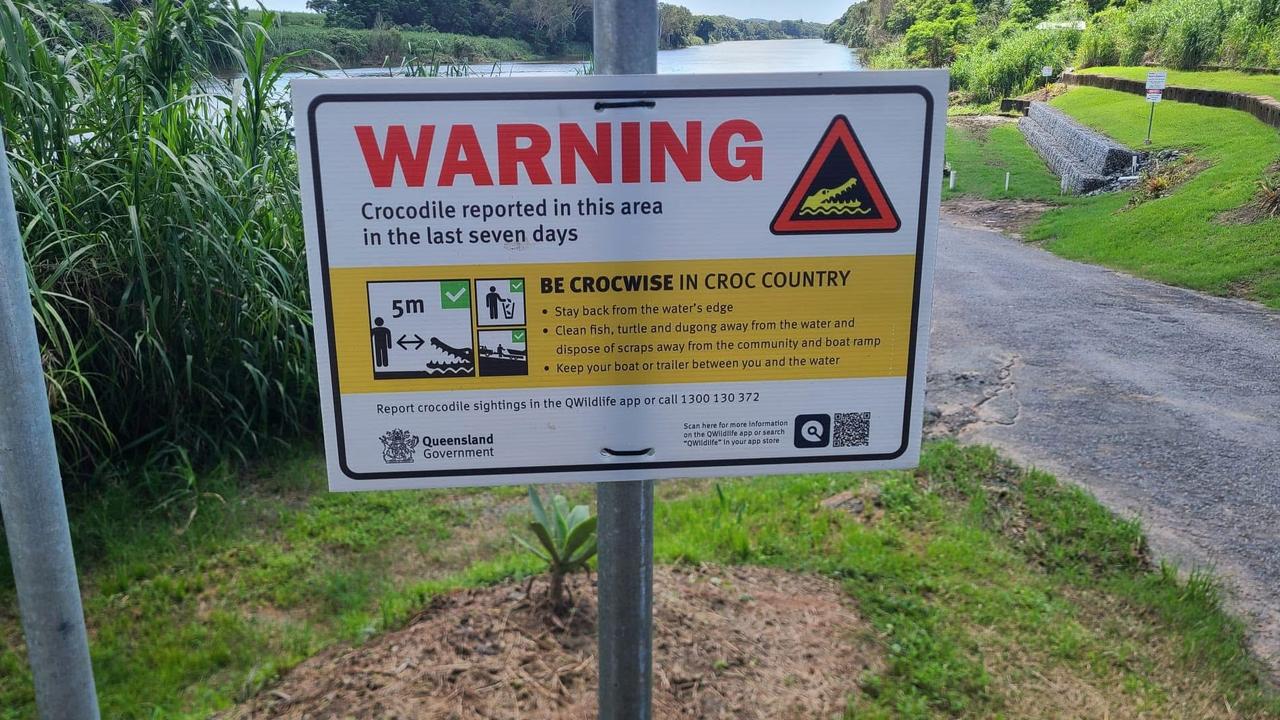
[300,0,824,55]
[258,10,546,67]
[825,0,1279,103]
[304,0,592,53]
[658,4,827,50]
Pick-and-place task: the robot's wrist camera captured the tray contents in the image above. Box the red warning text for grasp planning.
[354,121,764,188]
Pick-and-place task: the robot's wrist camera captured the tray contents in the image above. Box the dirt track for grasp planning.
[929,212,1280,667]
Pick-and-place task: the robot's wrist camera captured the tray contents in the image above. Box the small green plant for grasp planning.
[1257,173,1280,218]
[514,487,597,612]
[712,483,747,528]
[1144,174,1172,197]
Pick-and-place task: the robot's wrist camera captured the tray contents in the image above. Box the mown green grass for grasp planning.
[944,122,1063,202]
[0,449,535,719]
[1079,66,1280,102]
[943,87,1280,307]
[3,444,1275,718]
[1032,86,1280,307]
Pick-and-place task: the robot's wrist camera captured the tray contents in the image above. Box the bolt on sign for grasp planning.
[293,71,947,490]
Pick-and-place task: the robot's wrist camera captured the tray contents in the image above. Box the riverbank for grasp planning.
[250,10,582,68]
[269,38,859,87]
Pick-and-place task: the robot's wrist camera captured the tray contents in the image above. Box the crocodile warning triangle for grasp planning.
[771,115,900,235]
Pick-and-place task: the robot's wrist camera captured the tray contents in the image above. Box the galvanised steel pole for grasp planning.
[593,1,657,718]
[0,124,101,719]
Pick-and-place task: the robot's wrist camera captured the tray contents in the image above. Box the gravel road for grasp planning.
[928,213,1280,666]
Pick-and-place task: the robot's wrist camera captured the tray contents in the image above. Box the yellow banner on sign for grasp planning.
[329,255,915,394]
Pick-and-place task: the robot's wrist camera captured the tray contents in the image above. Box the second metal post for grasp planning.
[0,125,100,719]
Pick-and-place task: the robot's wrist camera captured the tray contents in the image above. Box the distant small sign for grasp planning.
[1041,66,1053,77]
[1035,20,1086,30]
[1146,71,1167,91]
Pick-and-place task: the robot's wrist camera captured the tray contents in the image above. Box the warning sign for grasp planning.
[771,115,900,234]
[293,71,947,490]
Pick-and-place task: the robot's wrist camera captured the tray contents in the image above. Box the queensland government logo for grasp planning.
[379,428,419,464]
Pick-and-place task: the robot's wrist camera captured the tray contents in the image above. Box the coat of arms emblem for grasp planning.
[379,429,419,464]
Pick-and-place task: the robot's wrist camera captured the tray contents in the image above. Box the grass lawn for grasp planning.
[944,121,1063,202]
[943,87,1280,307]
[1031,86,1280,307]
[1079,66,1280,103]
[2,443,1276,718]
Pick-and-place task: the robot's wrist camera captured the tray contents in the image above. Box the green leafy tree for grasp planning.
[511,0,589,51]
[658,2,694,48]
[903,0,977,64]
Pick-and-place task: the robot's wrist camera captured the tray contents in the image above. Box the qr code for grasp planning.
[834,412,871,448]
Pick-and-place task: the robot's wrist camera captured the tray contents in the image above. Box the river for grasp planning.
[277,38,858,89]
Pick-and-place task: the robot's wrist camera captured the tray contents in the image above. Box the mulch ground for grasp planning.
[942,197,1061,238]
[227,565,881,719]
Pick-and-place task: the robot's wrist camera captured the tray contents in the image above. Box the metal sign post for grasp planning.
[1145,71,1166,145]
[593,2,657,717]
[0,126,101,718]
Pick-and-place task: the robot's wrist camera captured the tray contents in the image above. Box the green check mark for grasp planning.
[509,279,524,293]
[439,281,470,309]
[512,329,526,343]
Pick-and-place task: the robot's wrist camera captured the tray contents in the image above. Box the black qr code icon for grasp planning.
[833,412,871,448]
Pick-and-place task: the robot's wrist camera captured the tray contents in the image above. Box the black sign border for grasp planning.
[307,84,936,480]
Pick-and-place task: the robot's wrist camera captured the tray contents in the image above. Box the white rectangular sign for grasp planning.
[293,71,947,490]
[1146,71,1167,90]
[1147,89,1164,103]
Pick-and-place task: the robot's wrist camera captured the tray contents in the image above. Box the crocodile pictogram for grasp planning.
[424,337,474,376]
[798,177,872,217]
[771,115,900,234]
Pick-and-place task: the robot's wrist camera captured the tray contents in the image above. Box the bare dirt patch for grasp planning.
[942,197,1060,238]
[1017,83,1070,104]
[949,113,1018,140]
[226,565,881,719]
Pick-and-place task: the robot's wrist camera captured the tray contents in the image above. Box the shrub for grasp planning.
[1258,173,1280,218]
[325,27,367,64]
[366,26,403,63]
[1075,8,1124,67]
[955,28,1078,102]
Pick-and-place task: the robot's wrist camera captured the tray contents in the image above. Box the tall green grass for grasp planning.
[1075,0,1280,70]
[0,0,315,491]
[951,28,1079,102]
